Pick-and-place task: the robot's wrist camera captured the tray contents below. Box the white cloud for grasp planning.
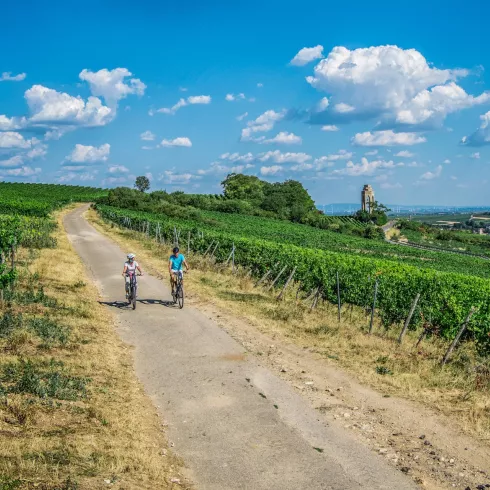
[0,132,36,149]
[444,159,451,164]
[316,97,329,111]
[260,165,283,176]
[450,175,457,180]
[140,130,155,141]
[258,150,311,164]
[255,131,302,145]
[0,166,41,177]
[0,72,26,82]
[58,171,97,183]
[364,150,378,156]
[395,150,414,157]
[0,115,27,130]
[352,130,426,146]
[461,111,490,146]
[321,125,339,132]
[225,93,246,102]
[257,83,263,88]
[141,145,155,150]
[420,165,442,180]
[64,143,110,164]
[159,170,201,184]
[108,165,129,174]
[26,85,113,127]
[156,95,211,115]
[471,152,481,159]
[334,102,355,113]
[79,68,146,106]
[306,45,487,128]
[332,157,398,176]
[236,112,248,121]
[0,155,24,168]
[290,45,324,67]
[160,137,192,148]
[241,109,286,140]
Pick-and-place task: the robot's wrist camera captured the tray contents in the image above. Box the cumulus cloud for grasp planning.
[321,125,339,132]
[471,152,481,159]
[108,165,129,174]
[79,68,146,106]
[444,159,451,164]
[0,115,27,131]
[290,45,324,66]
[241,109,286,140]
[332,157,399,176]
[260,165,283,176]
[251,131,302,145]
[57,171,97,183]
[236,112,248,121]
[159,170,201,184]
[0,166,41,178]
[155,95,211,115]
[352,130,426,146]
[306,45,488,128]
[26,85,113,127]
[258,150,311,164]
[160,137,192,148]
[225,93,246,102]
[420,165,443,180]
[395,150,415,157]
[64,143,110,164]
[461,111,490,146]
[140,130,155,141]
[0,132,37,149]
[0,72,26,82]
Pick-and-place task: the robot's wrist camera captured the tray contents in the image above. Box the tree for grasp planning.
[261,180,315,221]
[354,200,390,226]
[221,173,266,202]
[134,176,150,193]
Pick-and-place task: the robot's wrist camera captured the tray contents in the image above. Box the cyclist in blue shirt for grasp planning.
[168,247,189,296]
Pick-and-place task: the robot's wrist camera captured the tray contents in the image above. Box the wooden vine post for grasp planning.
[336,271,341,322]
[398,293,421,344]
[277,267,296,301]
[368,279,378,334]
[441,307,477,366]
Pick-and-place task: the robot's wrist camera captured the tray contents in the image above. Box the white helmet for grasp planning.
[127,253,136,260]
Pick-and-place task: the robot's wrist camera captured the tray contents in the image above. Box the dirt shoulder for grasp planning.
[88,209,490,490]
[0,206,189,489]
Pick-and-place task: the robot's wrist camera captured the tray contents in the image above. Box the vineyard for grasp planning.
[0,182,106,217]
[97,204,490,354]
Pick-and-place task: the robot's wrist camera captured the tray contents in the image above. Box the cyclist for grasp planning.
[122,253,143,298]
[169,247,189,296]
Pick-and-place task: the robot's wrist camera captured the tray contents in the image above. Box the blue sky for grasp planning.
[1,0,490,206]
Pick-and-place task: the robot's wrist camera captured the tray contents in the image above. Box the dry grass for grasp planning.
[0,207,189,489]
[89,209,490,442]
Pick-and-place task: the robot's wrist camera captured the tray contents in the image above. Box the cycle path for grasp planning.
[64,205,416,490]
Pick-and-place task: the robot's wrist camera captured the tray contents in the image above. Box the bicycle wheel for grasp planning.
[132,285,137,310]
[177,283,184,309]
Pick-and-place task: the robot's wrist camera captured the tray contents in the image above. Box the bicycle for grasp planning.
[126,271,140,310]
[172,271,185,309]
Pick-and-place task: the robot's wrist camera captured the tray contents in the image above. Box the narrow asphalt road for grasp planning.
[64,205,416,490]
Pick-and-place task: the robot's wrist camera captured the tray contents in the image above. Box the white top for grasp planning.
[124,261,139,271]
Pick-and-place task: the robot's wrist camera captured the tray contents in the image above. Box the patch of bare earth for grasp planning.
[89,209,490,490]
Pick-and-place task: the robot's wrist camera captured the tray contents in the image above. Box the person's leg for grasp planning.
[170,272,176,294]
[125,276,130,297]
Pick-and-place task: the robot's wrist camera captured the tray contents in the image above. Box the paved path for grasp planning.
[64,205,416,490]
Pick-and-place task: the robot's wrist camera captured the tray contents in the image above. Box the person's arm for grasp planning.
[137,264,143,275]
[168,259,173,275]
[122,264,127,277]
[184,259,190,271]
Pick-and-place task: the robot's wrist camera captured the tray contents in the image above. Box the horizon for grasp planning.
[1,0,489,206]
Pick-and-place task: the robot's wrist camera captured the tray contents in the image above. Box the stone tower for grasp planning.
[361,184,375,213]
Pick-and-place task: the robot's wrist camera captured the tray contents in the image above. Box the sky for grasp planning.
[1,0,490,206]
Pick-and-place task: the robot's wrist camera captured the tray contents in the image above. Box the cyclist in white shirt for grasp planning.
[122,253,143,298]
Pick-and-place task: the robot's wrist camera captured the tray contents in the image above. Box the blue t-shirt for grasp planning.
[169,253,185,271]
